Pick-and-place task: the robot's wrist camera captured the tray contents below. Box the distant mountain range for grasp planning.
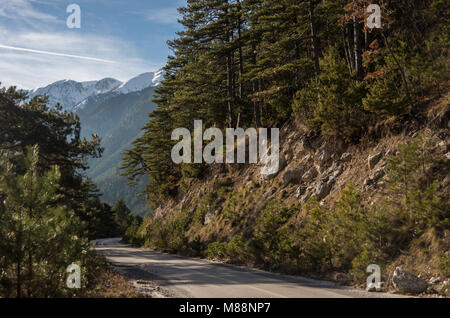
[26,71,162,216]
[27,70,163,111]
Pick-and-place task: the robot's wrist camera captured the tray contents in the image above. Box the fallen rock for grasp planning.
[364,177,374,186]
[368,152,383,170]
[392,267,428,294]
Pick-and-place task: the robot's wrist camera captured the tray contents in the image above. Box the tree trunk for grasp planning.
[347,24,355,72]
[227,54,234,127]
[343,23,353,74]
[354,16,363,81]
[309,0,320,75]
[237,0,244,100]
[365,29,370,51]
[251,43,260,128]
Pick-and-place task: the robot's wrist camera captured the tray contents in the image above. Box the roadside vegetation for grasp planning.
[0,88,139,297]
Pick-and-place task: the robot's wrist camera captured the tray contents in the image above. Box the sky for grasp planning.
[0,0,186,89]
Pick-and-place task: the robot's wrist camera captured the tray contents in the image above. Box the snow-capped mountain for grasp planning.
[27,78,122,110]
[114,70,164,95]
[27,70,164,111]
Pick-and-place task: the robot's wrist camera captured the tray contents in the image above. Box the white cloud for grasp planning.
[0,31,162,89]
[0,1,163,89]
[143,7,180,24]
[0,0,60,27]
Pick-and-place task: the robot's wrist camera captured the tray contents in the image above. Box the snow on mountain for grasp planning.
[114,70,164,95]
[27,77,122,110]
[27,70,165,111]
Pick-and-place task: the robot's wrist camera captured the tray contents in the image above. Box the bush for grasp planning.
[251,201,294,264]
[363,70,408,117]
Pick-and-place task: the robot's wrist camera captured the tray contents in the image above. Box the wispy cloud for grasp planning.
[0,1,163,89]
[0,44,116,63]
[0,0,60,26]
[142,7,180,24]
[0,31,160,89]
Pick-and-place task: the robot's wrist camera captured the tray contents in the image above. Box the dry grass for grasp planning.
[79,262,145,298]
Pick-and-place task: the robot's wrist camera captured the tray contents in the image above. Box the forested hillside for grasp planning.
[121,0,449,295]
[0,88,139,297]
[78,87,157,217]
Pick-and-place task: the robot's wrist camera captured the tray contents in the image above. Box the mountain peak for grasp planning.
[27,70,164,111]
[114,71,164,95]
[27,77,122,110]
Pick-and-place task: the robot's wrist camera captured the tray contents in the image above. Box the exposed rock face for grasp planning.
[302,166,318,183]
[281,163,308,184]
[372,168,386,182]
[392,267,428,294]
[364,167,386,187]
[315,177,335,200]
[315,145,331,163]
[295,186,306,198]
[368,152,383,169]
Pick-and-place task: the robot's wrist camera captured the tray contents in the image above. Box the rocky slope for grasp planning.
[144,92,450,296]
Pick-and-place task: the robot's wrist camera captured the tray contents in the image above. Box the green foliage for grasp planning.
[0,86,132,297]
[194,192,218,224]
[250,201,294,264]
[438,253,450,277]
[308,47,368,141]
[363,70,408,117]
[0,146,92,297]
[121,0,449,208]
[383,133,449,235]
[206,236,247,263]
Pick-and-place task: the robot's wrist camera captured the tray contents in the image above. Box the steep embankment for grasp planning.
[132,93,449,295]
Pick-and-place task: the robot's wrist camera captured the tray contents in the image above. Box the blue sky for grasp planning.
[0,0,185,89]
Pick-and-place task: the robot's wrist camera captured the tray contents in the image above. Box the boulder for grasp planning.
[429,277,441,285]
[392,267,428,294]
[368,152,383,170]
